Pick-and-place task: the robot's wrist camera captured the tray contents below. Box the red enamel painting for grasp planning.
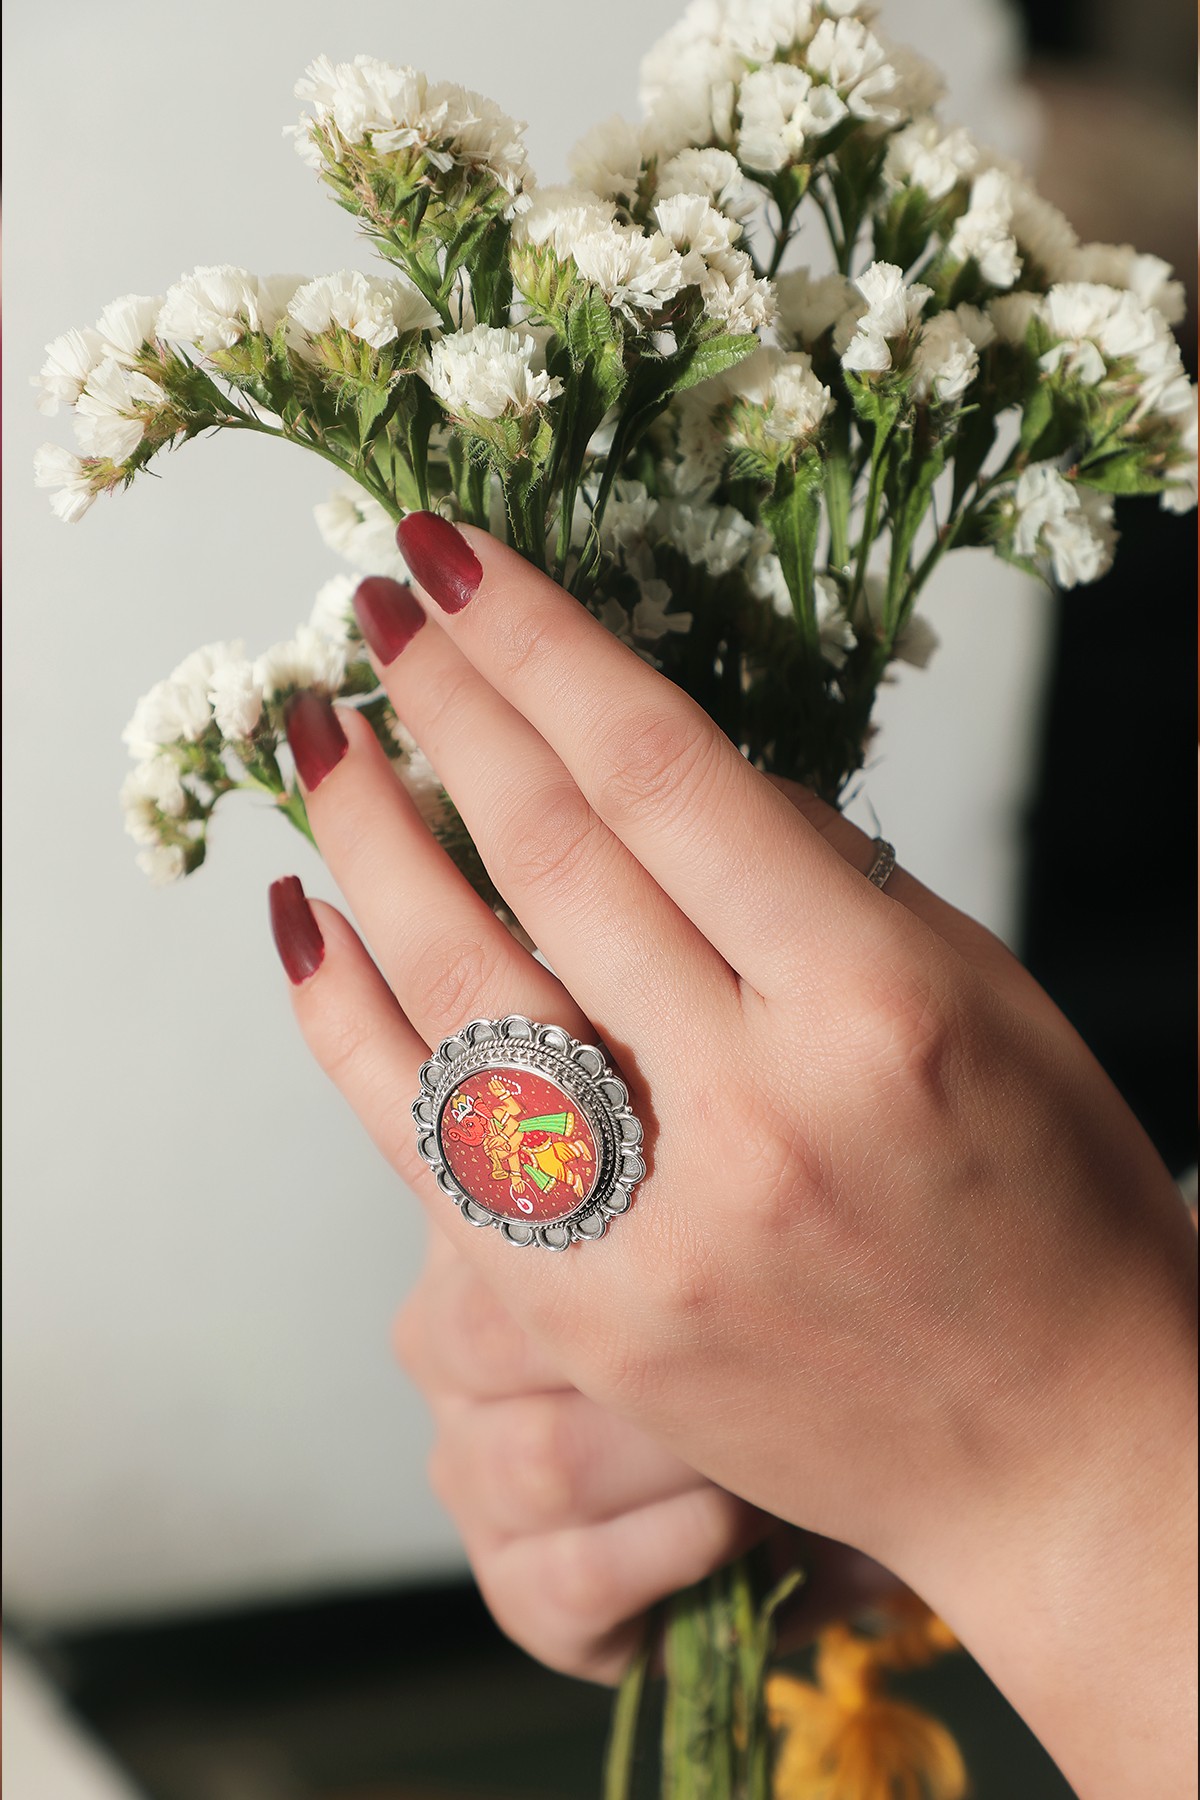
[439,1068,599,1224]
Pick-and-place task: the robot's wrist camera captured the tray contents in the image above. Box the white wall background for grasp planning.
[2,0,1047,1627]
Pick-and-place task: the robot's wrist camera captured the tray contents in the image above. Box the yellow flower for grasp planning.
[767,1612,967,1800]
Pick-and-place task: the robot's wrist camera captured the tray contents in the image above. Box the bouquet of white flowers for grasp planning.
[33,0,1195,1792]
[34,1,1194,895]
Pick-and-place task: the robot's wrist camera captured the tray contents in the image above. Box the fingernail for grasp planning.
[395,511,482,614]
[354,576,426,664]
[269,876,324,986]
[285,691,347,791]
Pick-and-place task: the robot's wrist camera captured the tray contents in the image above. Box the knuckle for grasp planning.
[846,959,965,1114]
[594,707,723,828]
[486,604,558,688]
[500,1398,579,1528]
[539,1524,621,1631]
[452,1286,531,1389]
[406,932,499,1035]
[492,782,602,899]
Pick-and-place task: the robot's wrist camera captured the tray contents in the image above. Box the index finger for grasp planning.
[396,513,889,1000]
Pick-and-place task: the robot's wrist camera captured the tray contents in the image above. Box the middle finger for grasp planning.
[353,578,739,1055]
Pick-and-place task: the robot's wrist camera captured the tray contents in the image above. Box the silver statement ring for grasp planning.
[412,1016,646,1250]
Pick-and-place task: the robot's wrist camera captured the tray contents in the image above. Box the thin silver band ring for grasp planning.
[865,838,897,891]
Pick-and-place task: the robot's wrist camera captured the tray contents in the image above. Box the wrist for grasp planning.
[899,1211,1197,1799]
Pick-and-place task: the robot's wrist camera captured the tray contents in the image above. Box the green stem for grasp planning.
[766,203,797,279]
[824,410,853,576]
[603,1611,657,1800]
[850,431,890,612]
[224,415,404,521]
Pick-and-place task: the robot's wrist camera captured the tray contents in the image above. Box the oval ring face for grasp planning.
[438,1067,600,1226]
[411,1017,645,1249]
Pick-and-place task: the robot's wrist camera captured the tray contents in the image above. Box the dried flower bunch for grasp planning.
[33,0,1196,889]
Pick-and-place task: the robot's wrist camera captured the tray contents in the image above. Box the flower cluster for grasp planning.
[34,0,1196,877]
[118,575,463,885]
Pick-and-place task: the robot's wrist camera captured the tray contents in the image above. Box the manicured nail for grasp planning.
[269,876,324,986]
[285,690,347,791]
[395,511,482,613]
[354,576,426,664]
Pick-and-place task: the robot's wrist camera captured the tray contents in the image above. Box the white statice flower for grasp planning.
[735,63,847,173]
[157,266,305,355]
[639,11,747,148]
[656,496,759,578]
[33,443,100,523]
[987,290,1040,344]
[314,485,407,576]
[122,676,214,760]
[1160,403,1198,515]
[652,193,741,285]
[1038,283,1133,386]
[945,168,1021,289]
[72,359,167,462]
[804,17,903,126]
[748,556,856,665]
[137,844,187,887]
[422,324,563,420]
[569,115,657,201]
[630,572,693,643]
[597,479,659,556]
[169,639,248,696]
[657,148,748,216]
[884,42,946,119]
[33,327,105,414]
[287,269,438,348]
[813,573,857,666]
[884,115,978,201]
[94,294,165,366]
[571,223,687,322]
[775,266,861,347]
[208,659,264,740]
[120,756,189,847]
[514,186,618,260]
[910,305,991,404]
[1006,177,1077,284]
[309,573,363,643]
[706,344,834,450]
[840,261,931,374]
[255,625,348,700]
[1011,465,1117,588]
[699,247,777,334]
[1066,243,1186,328]
[292,57,531,205]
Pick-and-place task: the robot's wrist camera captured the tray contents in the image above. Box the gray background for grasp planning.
[3,0,1046,1628]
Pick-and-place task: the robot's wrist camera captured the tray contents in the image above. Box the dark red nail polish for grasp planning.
[354,576,426,663]
[269,876,324,985]
[285,690,347,791]
[395,511,482,613]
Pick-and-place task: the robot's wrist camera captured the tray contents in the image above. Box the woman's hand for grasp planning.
[395,1225,905,1684]
[271,517,1196,1798]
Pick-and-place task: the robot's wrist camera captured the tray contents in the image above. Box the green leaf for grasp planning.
[1076,449,1168,495]
[670,329,759,396]
[762,454,824,649]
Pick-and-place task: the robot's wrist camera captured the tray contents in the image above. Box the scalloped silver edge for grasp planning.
[411,1015,645,1249]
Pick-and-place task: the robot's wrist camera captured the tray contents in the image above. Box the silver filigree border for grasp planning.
[411,1015,645,1249]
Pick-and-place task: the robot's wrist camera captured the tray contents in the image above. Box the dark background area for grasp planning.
[9,1,1195,1796]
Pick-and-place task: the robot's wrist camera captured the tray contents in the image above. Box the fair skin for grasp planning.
[275,521,1197,1800]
